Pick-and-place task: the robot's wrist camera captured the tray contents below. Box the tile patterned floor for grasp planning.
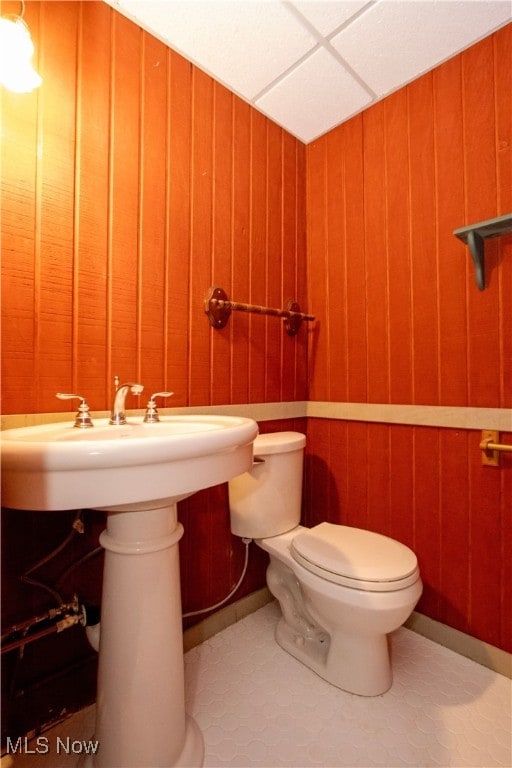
[7,601,511,767]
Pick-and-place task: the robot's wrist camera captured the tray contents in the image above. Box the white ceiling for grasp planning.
[104,0,512,144]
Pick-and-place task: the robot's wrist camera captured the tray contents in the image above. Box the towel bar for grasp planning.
[205,286,315,336]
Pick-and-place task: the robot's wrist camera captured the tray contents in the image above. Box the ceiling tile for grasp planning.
[289,0,373,37]
[330,0,512,96]
[115,0,318,99]
[255,47,372,143]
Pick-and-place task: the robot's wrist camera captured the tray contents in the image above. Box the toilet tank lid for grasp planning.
[253,431,306,455]
[291,523,418,583]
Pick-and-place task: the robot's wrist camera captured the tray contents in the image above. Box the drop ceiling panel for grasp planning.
[256,46,372,144]
[289,0,373,37]
[330,0,512,97]
[106,0,512,143]
[115,0,318,99]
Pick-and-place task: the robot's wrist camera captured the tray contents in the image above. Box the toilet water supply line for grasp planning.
[182,538,252,618]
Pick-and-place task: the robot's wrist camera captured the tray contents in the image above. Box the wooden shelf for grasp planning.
[454,213,512,290]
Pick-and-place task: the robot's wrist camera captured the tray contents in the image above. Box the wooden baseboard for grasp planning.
[183,587,273,653]
[405,611,511,678]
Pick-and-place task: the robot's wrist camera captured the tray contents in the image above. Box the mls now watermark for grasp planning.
[6,735,100,756]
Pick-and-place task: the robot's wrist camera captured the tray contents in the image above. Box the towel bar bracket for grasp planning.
[480,430,512,467]
[205,286,231,330]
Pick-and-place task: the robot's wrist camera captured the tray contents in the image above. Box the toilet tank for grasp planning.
[229,431,306,539]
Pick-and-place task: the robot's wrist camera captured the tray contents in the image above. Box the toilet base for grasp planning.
[266,555,399,696]
[259,527,422,697]
[274,615,392,696]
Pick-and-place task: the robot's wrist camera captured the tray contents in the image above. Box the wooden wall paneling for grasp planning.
[388,425,415,548]
[433,56,469,407]
[295,142,308,401]
[384,90,413,405]
[210,83,233,405]
[265,122,284,402]
[463,37,502,408]
[166,51,192,405]
[248,110,268,404]
[462,34,500,224]
[343,116,367,403]
[209,483,240,607]
[325,128,347,402]
[302,417,314,527]
[328,420,349,526]
[362,102,390,404]
[407,74,439,406]
[438,429,470,633]
[324,420,341,524]
[197,484,226,609]
[177,498,191,611]
[499,235,512,410]
[179,491,212,613]
[188,68,213,405]
[303,417,331,527]
[306,138,328,401]
[341,421,370,530]
[74,2,110,409]
[495,26,512,211]
[500,452,512,651]
[468,436,503,647]
[366,424,391,535]
[494,27,512,411]
[412,426,441,618]
[109,13,141,389]
[139,33,168,394]
[281,131,298,403]
[231,99,251,404]
[0,5,39,413]
[36,2,78,411]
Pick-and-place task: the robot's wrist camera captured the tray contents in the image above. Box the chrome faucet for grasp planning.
[110,378,144,425]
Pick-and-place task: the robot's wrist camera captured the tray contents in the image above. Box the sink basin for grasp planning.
[1,415,258,511]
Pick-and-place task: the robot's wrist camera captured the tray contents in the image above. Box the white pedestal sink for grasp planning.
[1,415,258,767]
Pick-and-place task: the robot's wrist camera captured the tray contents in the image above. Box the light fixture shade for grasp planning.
[0,16,42,93]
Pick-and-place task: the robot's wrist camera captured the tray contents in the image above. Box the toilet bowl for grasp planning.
[228,431,422,696]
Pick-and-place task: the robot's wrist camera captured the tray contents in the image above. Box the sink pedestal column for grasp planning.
[92,503,204,768]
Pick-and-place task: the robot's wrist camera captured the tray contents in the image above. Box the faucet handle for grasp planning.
[56,393,94,429]
[143,392,174,423]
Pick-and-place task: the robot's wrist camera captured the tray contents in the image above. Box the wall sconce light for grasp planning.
[0,1,42,93]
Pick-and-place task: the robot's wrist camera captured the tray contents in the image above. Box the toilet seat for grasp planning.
[291,523,419,592]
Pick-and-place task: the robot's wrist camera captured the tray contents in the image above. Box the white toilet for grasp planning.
[229,431,423,696]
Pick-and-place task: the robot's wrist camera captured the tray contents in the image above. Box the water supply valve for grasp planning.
[143,392,174,423]
[56,393,93,428]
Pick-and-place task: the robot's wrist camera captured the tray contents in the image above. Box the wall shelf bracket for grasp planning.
[453,213,512,290]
